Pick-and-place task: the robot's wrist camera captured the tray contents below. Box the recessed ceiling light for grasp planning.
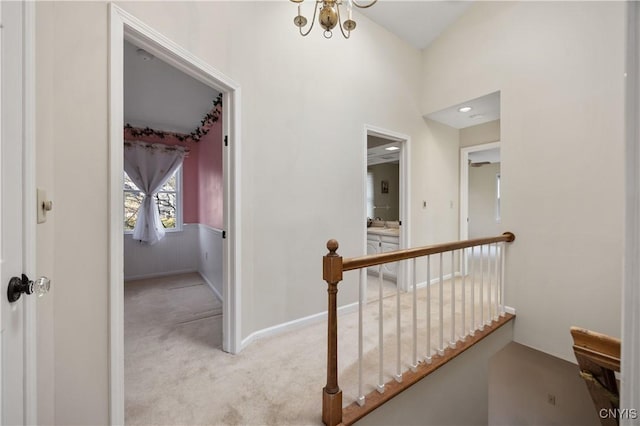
[458,106,472,113]
[385,146,400,151]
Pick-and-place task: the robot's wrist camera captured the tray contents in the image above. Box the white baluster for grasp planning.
[395,260,402,383]
[487,243,492,325]
[411,258,418,372]
[377,264,384,393]
[480,244,485,331]
[425,255,432,363]
[500,241,506,316]
[450,250,456,348]
[461,248,466,340]
[357,268,365,406]
[438,253,444,355]
[494,242,499,321]
[470,245,475,336]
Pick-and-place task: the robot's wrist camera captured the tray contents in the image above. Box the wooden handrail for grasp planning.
[343,232,515,271]
[570,327,621,426]
[321,232,516,426]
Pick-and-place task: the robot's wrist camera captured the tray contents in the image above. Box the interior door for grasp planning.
[1,1,26,423]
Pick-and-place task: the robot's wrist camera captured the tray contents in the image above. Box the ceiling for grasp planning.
[357,1,473,50]
[124,41,220,134]
[123,3,488,134]
[368,136,400,166]
[425,91,500,129]
[469,147,500,164]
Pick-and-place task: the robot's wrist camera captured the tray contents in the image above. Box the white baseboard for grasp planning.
[240,301,359,350]
[504,306,517,315]
[124,268,197,281]
[410,272,462,291]
[199,270,223,302]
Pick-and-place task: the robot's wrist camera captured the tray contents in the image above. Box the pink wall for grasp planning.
[124,121,223,229]
[197,120,223,229]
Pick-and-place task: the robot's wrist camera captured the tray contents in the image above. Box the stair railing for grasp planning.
[322,232,516,426]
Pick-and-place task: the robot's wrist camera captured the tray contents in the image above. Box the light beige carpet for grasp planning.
[125,271,499,425]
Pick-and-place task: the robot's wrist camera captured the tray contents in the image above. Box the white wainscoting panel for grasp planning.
[124,224,199,280]
[197,225,223,301]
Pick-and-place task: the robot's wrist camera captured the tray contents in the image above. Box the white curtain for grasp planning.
[124,141,188,244]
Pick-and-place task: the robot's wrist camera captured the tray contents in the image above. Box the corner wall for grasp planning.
[488,342,599,426]
[421,1,625,361]
[358,321,513,426]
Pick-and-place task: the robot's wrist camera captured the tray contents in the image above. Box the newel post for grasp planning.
[323,239,343,426]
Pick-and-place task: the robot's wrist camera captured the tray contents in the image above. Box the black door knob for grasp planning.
[7,274,50,303]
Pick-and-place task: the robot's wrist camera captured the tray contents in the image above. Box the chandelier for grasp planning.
[291,0,378,39]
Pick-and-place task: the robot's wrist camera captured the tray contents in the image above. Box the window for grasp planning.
[124,167,182,232]
[496,172,501,222]
[366,171,374,218]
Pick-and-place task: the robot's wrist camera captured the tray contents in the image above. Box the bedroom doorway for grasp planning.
[109,5,241,423]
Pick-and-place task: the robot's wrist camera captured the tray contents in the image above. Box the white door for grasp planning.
[1,1,26,423]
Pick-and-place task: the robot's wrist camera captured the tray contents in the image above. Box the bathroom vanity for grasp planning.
[366,221,400,281]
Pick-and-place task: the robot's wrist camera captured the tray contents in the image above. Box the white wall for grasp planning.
[421,1,625,362]
[489,342,599,426]
[358,321,513,426]
[36,2,462,422]
[124,224,199,280]
[197,225,223,300]
[35,2,55,423]
[124,223,223,298]
[460,120,500,148]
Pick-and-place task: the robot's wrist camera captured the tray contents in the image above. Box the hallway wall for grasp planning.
[35,2,458,422]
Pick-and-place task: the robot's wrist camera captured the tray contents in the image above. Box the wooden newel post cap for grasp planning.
[503,232,516,242]
[326,239,339,255]
[323,239,343,283]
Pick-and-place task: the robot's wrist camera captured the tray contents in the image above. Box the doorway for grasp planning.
[460,142,501,241]
[364,125,410,296]
[109,5,241,424]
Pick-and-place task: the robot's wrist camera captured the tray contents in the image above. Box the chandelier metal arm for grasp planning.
[352,0,378,9]
[336,5,352,39]
[292,0,377,38]
[298,0,321,37]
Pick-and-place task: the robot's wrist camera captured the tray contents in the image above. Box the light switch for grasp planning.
[37,188,52,224]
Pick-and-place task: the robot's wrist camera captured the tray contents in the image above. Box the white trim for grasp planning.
[409,272,463,291]
[240,301,359,350]
[22,2,37,423]
[622,0,640,420]
[364,125,411,293]
[503,306,516,315]
[200,271,223,303]
[124,269,198,282]
[460,141,501,241]
[1,0,4,416]
[109,5,242,424]
[193,223,224,234]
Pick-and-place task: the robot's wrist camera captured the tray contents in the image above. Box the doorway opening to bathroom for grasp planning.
[364,125,410,301]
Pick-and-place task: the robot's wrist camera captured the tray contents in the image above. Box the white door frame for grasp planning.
[109,5,242,424]
[0,1,37,423]
[459,141,501,241]
[364,124,411,291]
[622,0,640,418]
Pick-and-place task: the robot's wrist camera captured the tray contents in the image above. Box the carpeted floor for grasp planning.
[125,269,497,425]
